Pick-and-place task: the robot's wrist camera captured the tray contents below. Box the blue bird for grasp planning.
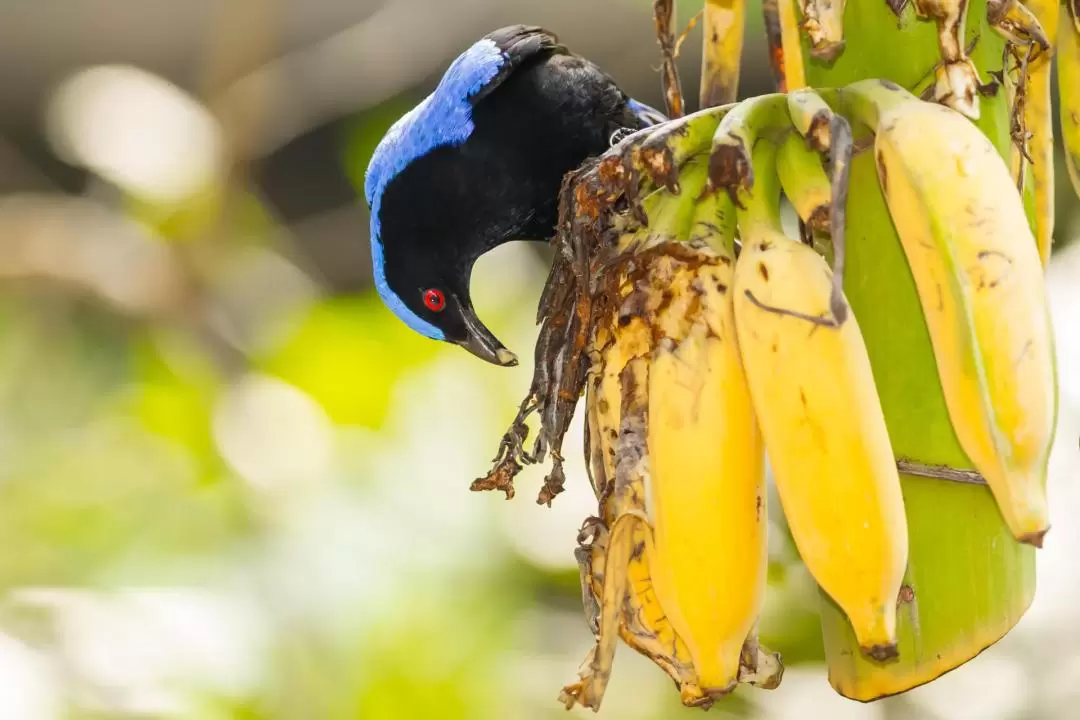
[364,25,666,366]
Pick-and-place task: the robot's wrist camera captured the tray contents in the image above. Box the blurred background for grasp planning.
[0,1,1077,718]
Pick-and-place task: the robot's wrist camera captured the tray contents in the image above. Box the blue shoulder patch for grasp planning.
[364,38,506,340]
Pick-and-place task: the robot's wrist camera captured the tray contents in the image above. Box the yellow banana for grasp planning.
[1060,1,1080,200]
[843,79,1058,545]
[729,138,909,660]
[912,0,982,119]
[700,0,747,107]
[566,294,696,710]
[800,0,847,60]
[564,156,782,711]
[643,190,770,698]
[570,319,702,711]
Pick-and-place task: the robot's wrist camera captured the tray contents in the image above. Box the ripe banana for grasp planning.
[1060,1,1080,200]
[700,0,747,107]
[643,191,770,698]
[912,0,982,119]
[564,155,781,711]
[570,313,700,711]
[843,79,1058,545]
[727,137,908,660]
[800,0,847,60]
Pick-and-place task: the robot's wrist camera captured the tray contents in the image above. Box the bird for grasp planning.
[363,24,666,366]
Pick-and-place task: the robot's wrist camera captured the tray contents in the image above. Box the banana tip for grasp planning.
[862,643,899,663]
[810,41,846,64]
[1019,526,1050,548]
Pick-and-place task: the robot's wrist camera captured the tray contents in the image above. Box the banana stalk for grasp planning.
[788,0,1039,702]
[700,0,747,107]
[1061,1,1080,199]
[1010,0,1057,265]
[762,0,809,91]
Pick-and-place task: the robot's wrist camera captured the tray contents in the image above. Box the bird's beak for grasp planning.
[457,311,518,367]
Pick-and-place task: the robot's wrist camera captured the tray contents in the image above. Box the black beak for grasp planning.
[457,309,518,367]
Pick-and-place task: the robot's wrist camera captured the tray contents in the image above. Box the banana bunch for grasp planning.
[555,92,906,712]
[475,79,1059,711]
[465,0,1075,711]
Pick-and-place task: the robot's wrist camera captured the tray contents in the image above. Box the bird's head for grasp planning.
[372,236,518,366]
[363,32,525,367]
[361,25,662,367]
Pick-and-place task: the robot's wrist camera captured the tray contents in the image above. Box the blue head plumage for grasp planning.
[364,37,506,340]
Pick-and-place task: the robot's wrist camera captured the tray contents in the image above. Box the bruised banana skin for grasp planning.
[566,315,699,711]
[581,331,702,701]
[844,79,1058,545]
[730,139,908,660]
[624,106,731,196]
[710,93,793,196]
[563,161,742,711]
[787,88,838,152]
[644,194,771,698]
[800,0,847,61]
[1060,2,1080,200]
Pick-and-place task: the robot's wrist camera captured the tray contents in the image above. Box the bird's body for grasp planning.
[364,25,665,364]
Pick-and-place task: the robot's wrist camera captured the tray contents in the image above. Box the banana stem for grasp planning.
[700,0,747,107]
[826,115,853,325]
[731,141,783,233]
[837,79,914,131]
[708,93,793,198]
[654,0,687,117]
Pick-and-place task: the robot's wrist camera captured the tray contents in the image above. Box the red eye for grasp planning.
[423,288,446,312]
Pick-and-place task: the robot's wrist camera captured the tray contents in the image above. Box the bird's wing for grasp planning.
[467,25,565,104]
